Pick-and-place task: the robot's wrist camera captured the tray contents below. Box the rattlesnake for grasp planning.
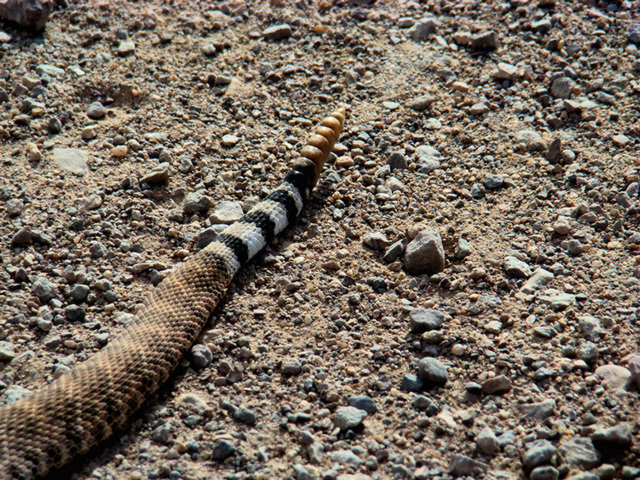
[0,108,346,479]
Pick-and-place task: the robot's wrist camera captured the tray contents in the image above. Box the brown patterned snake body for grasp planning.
[0,108,346,479]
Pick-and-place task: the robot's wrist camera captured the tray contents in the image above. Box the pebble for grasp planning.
[409,308,445,333]
[282,361,302,375]
[403,228,445,275]
[417,357,448,386]
[469,102,489,115]
[118,40,136,55]
[530,466,559,480]
[32,277,56,302]
[6,199,24,216]
[262,24,292,41]
[471,31,498,51]
[183,191,213,214]
[612,134,631,147]
[26,143,42,161]
[191,344,213,368]
[401,374,424,392]
[52,148,88,175]
[626,354,640,388]
[591,423,632,446]
[538,289,576,310]
[503,256,532,278]
[415,145,441,173]
[553,216,571,235]
[83,194,102,210]
[408,17,438,41]
[362,231,391,251]
[567,240,582,256]
[81,125,98,140]
[519,269,554,295]
[382,100,400,110]
[448,454,488,476]
[348,395,377,414]
[517,399,555,420]
[36,64,65,77]
[515,130,546,152]
[197,225,225,249]
[140,163,171,184]
[112,145,127,157]
[0,386,31,406]
[494,62,518,80]
[151,423,171,444]
[87,102,106,119]
[330,450,363,467]
[550,77,575,99]
[594,364,631,391]
[470,183,486,198]
[383,239,406,263]
[455,238,470,259]
[523,440,556,469]
[407,95,435,111]
[221,134,240,147]
[0,341,16,361]
[89,241,107,258]
[334,406,367,430]
[176,393,209,414]
[208,200,243,224]
[387,151,407,170]
[483,174,504,190]
[484,320,502,334]
[481,375,511,394]
[476,427,500,455]
[234,407,256,425]
[556,438,600,469]
[211,439,236,461]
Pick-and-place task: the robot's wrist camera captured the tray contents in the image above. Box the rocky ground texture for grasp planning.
[1,0,640,479]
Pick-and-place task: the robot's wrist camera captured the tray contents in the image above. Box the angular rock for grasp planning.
[503,256,532,278]
[362,231,391,251]
[404,229,445,275]
[0,0,54,30]
[556,438,600,469]
[519,269,554,295]
[523,440,556,469]
[481,375,511,394]
[471,31,498,51]
[408,17,438,41]
[409,308,445,333]
[594,364,631,391]
[517,399,555,420]
[476,427,500,455]
[591,423,632,447]
[515,130,546,152]
[208,201,243,224]
[448,454,488,476]
[183,191,213,214]
[550,77,575,99]
[348,395,377,414]
[334,406,367,430]
[53,148,88,175]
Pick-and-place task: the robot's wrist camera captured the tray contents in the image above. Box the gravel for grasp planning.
[1,1,640,479]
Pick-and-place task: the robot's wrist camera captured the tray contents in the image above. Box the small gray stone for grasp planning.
[70,284,90,302]
[538,289,576,310]
[515,130,547,152]
[409,308,445,333]
[211,439,236,461]
[234,407,256,425]
[567,240,582,256]
[503,256,532,278]
[409,17,438,41]
[192,344,213,368]
[334,406,367,430]
[53,148,88,175]
[184,191,213,214]
[550,77,575,99]
[141,163,171,184]
[208,201,243,224]
[36,64,65,77]
[387,151,407,170]
[517,399,555,420]
[87,102,106,119]
[401,374,424,392]
[481,375,511,394]
[470,183,485,199]
[523,440,556,469]
[520,269,554,294]
[330,450,363,467]
[383,239,406,263]
[530,466,559,480]
[32,277,56,302]
[448,454,488,476]
[415,145,441,173]
[483,174,504,190]
[407,96,435,111]
[363,231,391,251]
[595,364,631,391]
[557,438,600,469]
[282,361,302,375]
[404,229,445,275]
[476,427,500,455]
[89,242,107,258]
[263,24,292,41]
[591,423,632,446]
[11,228,32,245]
[494,62,519,80]
[471,31,498,51]
[6,199,24,216]
[455,238,471,259]
[348,395,377,414]
[0,341,15,361]
[197,225,225,249]
[532,18,552,33]
[417,357,448,385]
[1,385,31,406]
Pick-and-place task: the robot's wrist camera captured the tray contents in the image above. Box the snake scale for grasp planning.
[0,108,346,479]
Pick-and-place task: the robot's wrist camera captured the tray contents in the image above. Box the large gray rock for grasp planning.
[418,357,448,385]
[404,229,445,275]
[557,438,600,469]
[409,308,445,333]
[334,406,367,430]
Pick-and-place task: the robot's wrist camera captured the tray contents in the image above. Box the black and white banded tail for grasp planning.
[206,107,346,274]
